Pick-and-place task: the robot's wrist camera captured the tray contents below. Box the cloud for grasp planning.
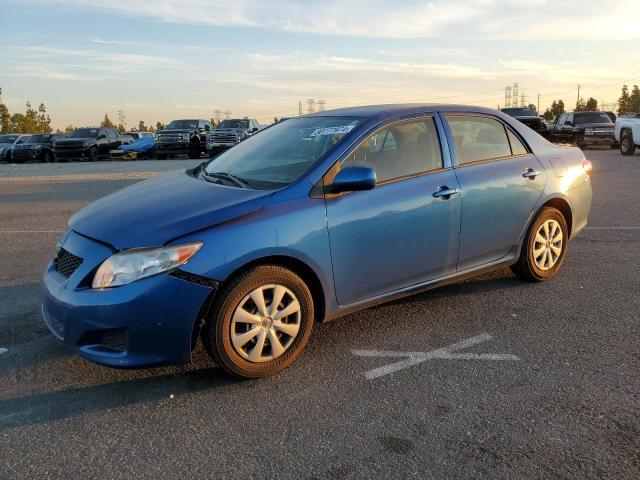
[39,0,640,40]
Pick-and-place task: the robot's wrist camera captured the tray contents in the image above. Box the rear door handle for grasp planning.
[522,168,541,179]
[433,186,460,198]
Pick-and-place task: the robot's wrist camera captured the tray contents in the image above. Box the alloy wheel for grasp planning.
[230,284,301,362]
[533,219,563,271]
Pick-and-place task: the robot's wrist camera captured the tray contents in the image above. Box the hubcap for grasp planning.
[230,284,301,363]
[622,138,629,151]
[533,219,563,271]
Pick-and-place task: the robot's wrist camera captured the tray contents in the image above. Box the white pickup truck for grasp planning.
[614,114,640,155]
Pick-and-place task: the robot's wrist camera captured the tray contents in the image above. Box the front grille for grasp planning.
[209,132,238,143]
[99,328,128,352]
[12,148,34,161]
[55,247,83,278]
[157,134,181,143]
[53,144,85,159]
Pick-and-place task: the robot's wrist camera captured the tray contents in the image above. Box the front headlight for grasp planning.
[92,242,202,289]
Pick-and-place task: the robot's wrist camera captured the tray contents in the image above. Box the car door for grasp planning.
[444,113,546,271]
[324,116,461,306]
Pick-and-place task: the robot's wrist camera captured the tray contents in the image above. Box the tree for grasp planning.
[575,98,587,112]
[617,85,631,115]
[156,121,165,131]
[630,85,640,113]
[584,97,598,111]
[101,114,115,128]
[0,87,11,133]
[137,120,148,132]
[547,99,565,121]
[64,124,75,133]
[526,104,537,115]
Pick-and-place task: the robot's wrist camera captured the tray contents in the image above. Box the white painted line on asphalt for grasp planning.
[352,333,519,380]
[0,230,64,234]
[584,227,640,230]
[0,348,8,355]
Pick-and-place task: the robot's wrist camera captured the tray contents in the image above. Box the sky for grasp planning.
[1,0,638,130]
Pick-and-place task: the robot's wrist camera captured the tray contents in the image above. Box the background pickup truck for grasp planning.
[548,111,616,149]
[500,108,548,137]
[155,119,211,159]
[53,127,132,162]
[207,118,260,155]
[615,114,640,155]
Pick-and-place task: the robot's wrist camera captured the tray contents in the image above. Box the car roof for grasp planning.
[303,103,501,120]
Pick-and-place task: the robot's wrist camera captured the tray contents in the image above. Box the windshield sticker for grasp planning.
[309,125,356,137]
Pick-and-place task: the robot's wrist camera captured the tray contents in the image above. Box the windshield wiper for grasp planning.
[203,171,250,188]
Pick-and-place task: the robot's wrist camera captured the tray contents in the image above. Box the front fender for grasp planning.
[175,193,336,313]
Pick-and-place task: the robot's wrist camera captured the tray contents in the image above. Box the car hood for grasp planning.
[55,138,93,145]
[119,136,154,152]
[69,170,273,250]
[574,122,614,129]
[157,129,193,135]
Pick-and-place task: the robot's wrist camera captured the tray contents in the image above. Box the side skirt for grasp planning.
[325,254,519,322]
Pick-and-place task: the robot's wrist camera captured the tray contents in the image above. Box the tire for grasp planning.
[88,147,98,162]
[510,207,569,282]
[188,141,200,159]
[156,153,167,160]
[201,265,314,378]
[620,133,636,156]
[42,151,54,163]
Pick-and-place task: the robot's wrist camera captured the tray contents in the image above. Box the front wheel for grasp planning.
[88,147,98,162]
[620,133,636,156]
[511,207,568,282]
[42,151,54,163]
[202,265,314,378]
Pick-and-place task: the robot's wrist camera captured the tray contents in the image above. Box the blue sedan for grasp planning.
[42,104,592,378]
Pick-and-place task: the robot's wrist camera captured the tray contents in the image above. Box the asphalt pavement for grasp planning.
[1,150,639,479]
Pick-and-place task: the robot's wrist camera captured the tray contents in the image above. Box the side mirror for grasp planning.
[252,127,259,133]
[329,166,376,194]
[564,121,572,126]
[97,134,107,139]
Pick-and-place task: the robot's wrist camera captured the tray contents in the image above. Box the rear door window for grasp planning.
[445,115,512,164]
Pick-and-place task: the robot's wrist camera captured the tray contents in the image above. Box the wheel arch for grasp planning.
[537,196,573,237]
[190,254,327,351]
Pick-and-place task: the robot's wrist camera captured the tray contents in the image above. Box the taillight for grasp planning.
[582,160,593,176]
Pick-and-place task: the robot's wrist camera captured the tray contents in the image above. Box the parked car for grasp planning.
[53,127,131,162]
[155,119,211,159]
[614,113,640,155]
[501,108,548,137]
[125,131,154,140]
[207,118,260,155]
[0,134,21,162]
[110,135,155,160]
[12,133,65,163]
[42,104,592,378]
[548,111,616,148]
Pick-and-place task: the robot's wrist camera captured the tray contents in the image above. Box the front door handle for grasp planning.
[522,168,541,179]
[433,186,460,199]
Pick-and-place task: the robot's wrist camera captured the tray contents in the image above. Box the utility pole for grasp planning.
[537,93,540,114]
[298,101,303,116]
[223,111,231,119]
[214,109,221,124]
[577,84,581,105]
[117,110,126,130]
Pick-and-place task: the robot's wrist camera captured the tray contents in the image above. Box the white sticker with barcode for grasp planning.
[309,125,356,137]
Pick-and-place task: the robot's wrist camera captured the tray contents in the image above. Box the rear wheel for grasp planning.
[42,150,54,163]
[620,133,636,156]
[511,207,568,282]
[201,265,314,378]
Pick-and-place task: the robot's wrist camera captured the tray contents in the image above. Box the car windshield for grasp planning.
[204,116,363,189]
[219,120,249,129]
[26,134,54,143]
[71,128,99,138]
[16,136,30,144]
[575,113,613,124]
[167,120,198,129]
[502,108,536,117]
[0,135,18,143]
